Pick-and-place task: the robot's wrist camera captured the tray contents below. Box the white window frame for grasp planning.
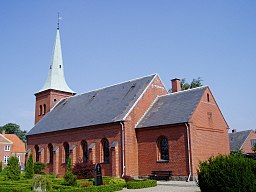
[17,156,21,163]
[4,145,10,151]
[4,156,10,164]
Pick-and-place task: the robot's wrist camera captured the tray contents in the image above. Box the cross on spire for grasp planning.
[57,12,61,30]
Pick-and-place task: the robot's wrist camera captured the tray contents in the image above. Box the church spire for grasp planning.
[37,26,75,94]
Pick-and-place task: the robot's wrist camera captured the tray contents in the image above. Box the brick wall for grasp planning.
[137,125,189,177]
[189,87,230,175]
[240,131,256,153]
[123,75,168,176]
[34,90,74,124]
[27,123,122,177]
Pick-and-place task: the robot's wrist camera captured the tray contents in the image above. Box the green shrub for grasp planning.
[63,157,77,186]
[34,162,46,174]
[197,154,256,192]
[5,156,20,180]
[25,153,34,179]
[126,180,157,189]
[32,175,52,191]
[108,178,126,187]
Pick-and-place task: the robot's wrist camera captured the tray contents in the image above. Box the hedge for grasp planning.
[197,154,256,192]
[49,183,124,192]
[126,180,157,189]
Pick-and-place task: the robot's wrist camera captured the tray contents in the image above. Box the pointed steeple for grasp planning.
[37,28,75,94]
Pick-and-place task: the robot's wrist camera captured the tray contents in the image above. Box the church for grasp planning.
[26,27,230,180]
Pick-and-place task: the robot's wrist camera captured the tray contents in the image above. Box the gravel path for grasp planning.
[120,181,200,192]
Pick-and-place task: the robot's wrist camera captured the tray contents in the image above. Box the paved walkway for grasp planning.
[120,181,200,192]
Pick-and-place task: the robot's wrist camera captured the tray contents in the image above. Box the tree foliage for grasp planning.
[5,156,21,180]
[72,158,94,179]
[197,154,256,192]
[34,162,46,174]
[169,77,203,93]
[25,153,34,179]
[63,157,77,186]
[0,123,27,143]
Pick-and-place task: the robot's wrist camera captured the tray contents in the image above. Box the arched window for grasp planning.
[48,143,53,164]
[43,104,46,115]
[157,137,169,161]
[35,145,40,162]
[81,140,88,162]
[39,105,42,116]
[63,142,69,163]
[101,138,110,163]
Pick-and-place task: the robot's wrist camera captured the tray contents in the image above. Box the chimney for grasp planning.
[232,129,237,133]
[2,130,5,135]
[171,78,181,93]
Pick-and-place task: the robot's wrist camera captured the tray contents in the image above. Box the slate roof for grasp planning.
[136,86,207,128]
[229,130,252,151]
[27,74,157,136]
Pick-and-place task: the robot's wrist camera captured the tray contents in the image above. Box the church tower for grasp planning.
[34,26,75,124]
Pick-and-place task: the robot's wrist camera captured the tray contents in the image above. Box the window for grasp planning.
[207,93,210,102]
[63,142,69,163]
[35,145,40,162]
[4,145,10,151]
[48,143,53,164]
[43,104,46,115]
[17,156,20,163]
[251,139,256,147]
[39,105,42,116]
[4,156,9,164]
[81,140,88,162]
[157,136,169,161]
[101,138,110,163]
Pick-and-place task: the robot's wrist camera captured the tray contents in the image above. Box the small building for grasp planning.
[26,26,230,180]
[0,130,26,169]
[229,129,256,155]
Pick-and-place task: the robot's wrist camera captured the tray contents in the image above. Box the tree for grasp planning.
[0,123,27,143]
[25,153,34,179]
[5,156,20,180]
[169,77,203,93]
[63,157,77,186]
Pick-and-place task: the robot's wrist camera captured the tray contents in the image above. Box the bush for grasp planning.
[121,175,134,182]
[5,156,20,180]
[126,179,157,189]
[32,175,52,191]
[109,178,126,187]
[72,158,94,179]
[34,162,46,174]
[197,154,256,192]
[25,153,34,179]
[63,157,77,186]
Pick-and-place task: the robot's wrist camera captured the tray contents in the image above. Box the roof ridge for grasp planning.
[73,74,157,98]
[157,85,208,98]
[0,134,14,144]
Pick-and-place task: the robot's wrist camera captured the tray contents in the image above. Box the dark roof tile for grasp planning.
[27,74,157,136]
[229,130,252,151]
[136,86,207,128]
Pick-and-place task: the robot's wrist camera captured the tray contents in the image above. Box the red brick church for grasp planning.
[26,27,230,180]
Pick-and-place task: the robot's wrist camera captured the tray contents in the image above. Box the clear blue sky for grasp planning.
[0,1,255,132]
